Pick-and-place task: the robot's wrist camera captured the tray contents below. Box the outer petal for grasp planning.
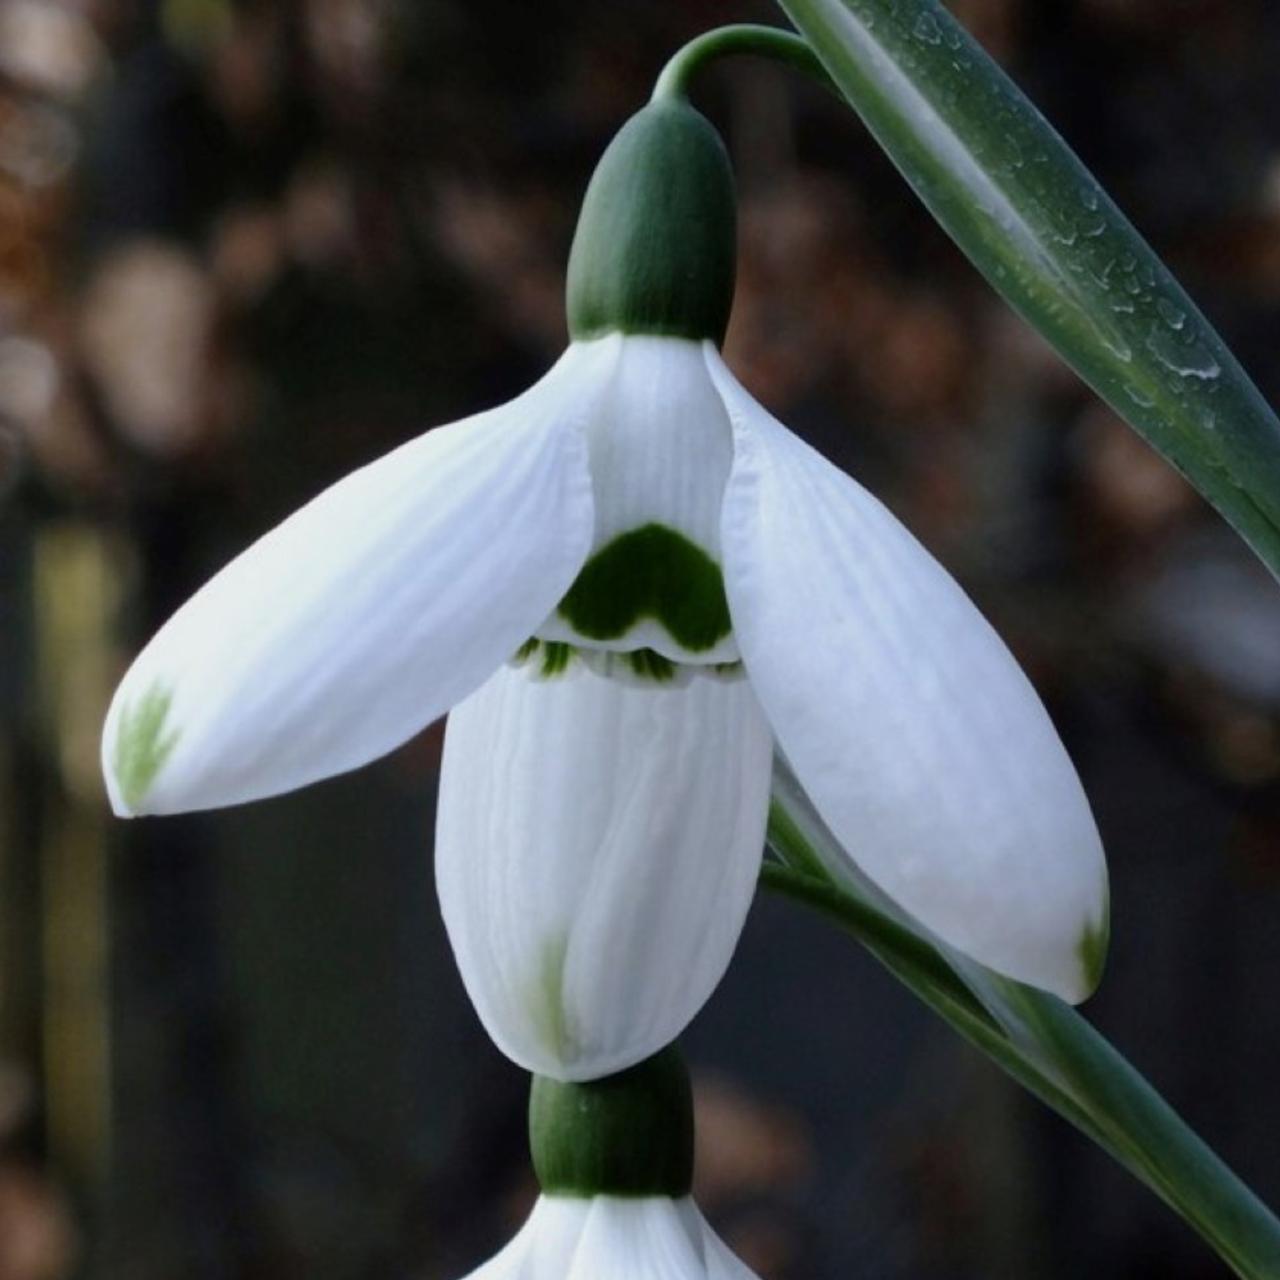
[457,1197,762,1280]
[709,350,1108,1003]
[565,1198,707,1280]
[459,1198,592,1280]
[436,661,772,1080]
[102,342,610,816]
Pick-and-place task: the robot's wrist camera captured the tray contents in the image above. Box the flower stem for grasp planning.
[762,792,1280,1280]
[651,24,835,103]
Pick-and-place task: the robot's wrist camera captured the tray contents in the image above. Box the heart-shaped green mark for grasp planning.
[557,523,731,653]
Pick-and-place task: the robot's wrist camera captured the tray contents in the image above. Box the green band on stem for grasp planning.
[529,1046,694,1198]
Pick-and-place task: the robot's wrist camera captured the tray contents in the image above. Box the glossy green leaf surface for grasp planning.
[765,770,1280,1280]
[775,0,1280,578]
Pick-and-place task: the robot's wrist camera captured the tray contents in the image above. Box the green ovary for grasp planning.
[556,523,732,653]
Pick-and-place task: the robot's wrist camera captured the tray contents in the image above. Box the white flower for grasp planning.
[102,78,1107,1084]
[458,1195,759,1280]
[101,328,1108,1082]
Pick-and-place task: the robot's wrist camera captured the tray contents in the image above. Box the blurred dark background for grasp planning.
[1,0,1280,1276]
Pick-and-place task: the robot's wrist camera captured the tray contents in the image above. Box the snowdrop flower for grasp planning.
[102,97,1108,1082]
[461,1196,758,1280]
[462,1048,760,1280]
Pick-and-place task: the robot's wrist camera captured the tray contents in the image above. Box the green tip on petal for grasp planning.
[557,523,732,653]
[626,649,678,682]
[512,639,578,679]
[529,1046,694,1198]
[1076,893,1110,998]
[528,933,574,1064]
[113,683,180,812]
[566,99,737,344]
[539,642,575,678]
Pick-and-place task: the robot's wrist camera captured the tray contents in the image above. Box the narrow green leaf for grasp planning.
[774,0,1280,578]
[765,784,1280,1279]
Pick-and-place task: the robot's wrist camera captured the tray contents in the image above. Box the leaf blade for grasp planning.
[774,0,1280,577]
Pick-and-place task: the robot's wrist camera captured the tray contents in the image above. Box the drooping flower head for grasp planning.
[102,94,1109,1083]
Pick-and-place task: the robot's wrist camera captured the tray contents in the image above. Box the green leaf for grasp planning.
[764,772,1280,1279]
[774,0,1280,579]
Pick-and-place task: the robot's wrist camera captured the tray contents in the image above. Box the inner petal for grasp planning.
[537,335,736,663]
[512,638,742,686]
[435,659,774,1080]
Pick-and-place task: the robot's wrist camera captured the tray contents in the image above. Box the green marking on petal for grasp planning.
[626,649,677,682]
[113,683,180,811]
[557,523,731,653]
[540,642,574,678]
[1077,894,1110,996]
[529,933,573,1063]
[511,639,578,679]
[712,660,743,676]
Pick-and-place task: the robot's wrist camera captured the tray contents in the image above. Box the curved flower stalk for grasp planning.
[102,91,1108,1082]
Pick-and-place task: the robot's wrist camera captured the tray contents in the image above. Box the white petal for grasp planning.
[710,350,1108,1002]
[436,660,772,1079]
[535,335,738,664]
[566,1198,706,1280]
[102,342,610,816]
[460,1197,592,1280]
[458,1197,760,1280]
[460,1198,757,1280]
